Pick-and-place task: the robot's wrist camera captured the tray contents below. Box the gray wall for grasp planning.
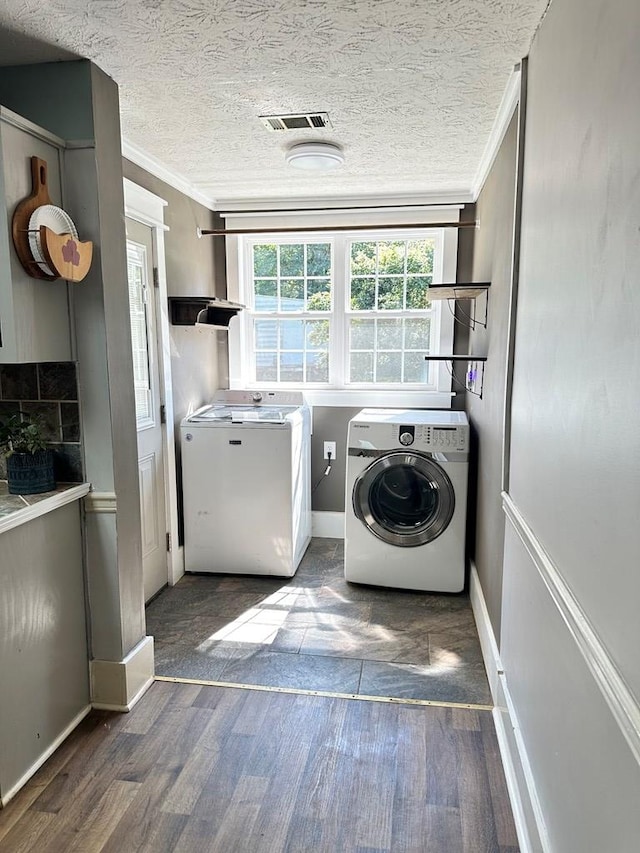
[0,60,94,139]
[0,60,146,665]
[122,160,228,433]
[310,407,361,512]
[497,0,640,849]
[88,63,145,656]
[465,114,518,640]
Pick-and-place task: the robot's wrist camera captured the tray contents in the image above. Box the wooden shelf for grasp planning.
[424,355,488,362]
[169,297,244,327]
[427,282,490,300]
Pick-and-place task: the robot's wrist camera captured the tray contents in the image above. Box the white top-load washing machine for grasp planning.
[181,390,311,577]
[345,409,469,592]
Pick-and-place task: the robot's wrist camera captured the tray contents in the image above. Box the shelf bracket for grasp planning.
[465,360,485,399]
[446,290,488,331]
[424,355,487,400]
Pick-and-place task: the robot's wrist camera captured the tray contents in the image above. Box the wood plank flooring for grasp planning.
[0,681,519,852]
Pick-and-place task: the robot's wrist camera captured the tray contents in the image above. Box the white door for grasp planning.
[126,217,168,602]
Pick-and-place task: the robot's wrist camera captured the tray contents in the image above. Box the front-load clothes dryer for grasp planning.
[181,390,311,577]
[344,409,469,592]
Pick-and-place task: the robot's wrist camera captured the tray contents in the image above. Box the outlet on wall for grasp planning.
[324,441,336,460]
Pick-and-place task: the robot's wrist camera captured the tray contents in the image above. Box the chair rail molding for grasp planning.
[502,490,640,768]
[84,490,117,514]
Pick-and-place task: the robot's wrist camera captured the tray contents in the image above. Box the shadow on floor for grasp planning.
[146,538,491,705]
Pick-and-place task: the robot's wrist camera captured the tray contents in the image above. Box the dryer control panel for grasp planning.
[412,424,467,451]
[349,409,469,453]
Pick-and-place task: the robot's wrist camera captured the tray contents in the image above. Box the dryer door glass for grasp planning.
[353,450,455,547]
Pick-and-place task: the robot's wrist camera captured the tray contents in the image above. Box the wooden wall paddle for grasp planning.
[11,157,58,280]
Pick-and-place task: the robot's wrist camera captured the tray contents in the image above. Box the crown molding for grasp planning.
[124,104,526,213]
[120,139,473,211]
[215,190,472,213]
[471,65,522,201]
[122,138,217,210]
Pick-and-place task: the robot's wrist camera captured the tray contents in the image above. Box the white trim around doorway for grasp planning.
[124,178,183,587]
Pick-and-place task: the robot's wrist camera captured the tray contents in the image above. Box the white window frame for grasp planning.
[226,210,459,408]
[126,238,156,430]
[245,235,334,386]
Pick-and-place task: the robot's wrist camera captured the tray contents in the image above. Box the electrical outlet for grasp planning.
[324,441,336,460]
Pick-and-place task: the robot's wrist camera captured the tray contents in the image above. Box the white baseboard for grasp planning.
[170,544,185,586]
[469,562,547,853]
[91,677,154,713]
[469,563,503,699]
[312,511,345,539]
[90,636,154,711]
[0,705,92,807]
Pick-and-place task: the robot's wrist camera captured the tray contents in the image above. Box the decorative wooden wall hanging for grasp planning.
[11,156,93,282]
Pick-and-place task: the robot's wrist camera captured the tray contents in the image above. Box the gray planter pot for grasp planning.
[6,449,56,495]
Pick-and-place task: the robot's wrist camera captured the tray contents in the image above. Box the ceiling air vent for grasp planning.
[260,112,332,132]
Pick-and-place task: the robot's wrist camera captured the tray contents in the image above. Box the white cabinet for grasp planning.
[0,107,72,363]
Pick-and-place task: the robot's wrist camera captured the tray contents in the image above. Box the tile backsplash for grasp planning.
[0,362,83,482]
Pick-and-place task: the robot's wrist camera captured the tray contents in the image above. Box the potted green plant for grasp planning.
[0,413,56,495]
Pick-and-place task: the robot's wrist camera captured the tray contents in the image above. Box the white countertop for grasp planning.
[0,482,91,535]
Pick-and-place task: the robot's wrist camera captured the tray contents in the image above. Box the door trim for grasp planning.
[124,178,183,586]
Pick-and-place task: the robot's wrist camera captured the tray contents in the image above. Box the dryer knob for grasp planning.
[399,431,414,446]
[185,433,193,442]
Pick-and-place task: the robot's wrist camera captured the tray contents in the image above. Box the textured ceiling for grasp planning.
[0,1,549,204]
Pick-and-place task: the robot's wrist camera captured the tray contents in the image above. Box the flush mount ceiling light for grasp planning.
[285,142,345,171]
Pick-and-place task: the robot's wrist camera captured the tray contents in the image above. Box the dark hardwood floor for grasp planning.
[0,681,519,852]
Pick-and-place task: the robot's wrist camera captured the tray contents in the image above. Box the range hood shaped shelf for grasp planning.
[169,297,244,328]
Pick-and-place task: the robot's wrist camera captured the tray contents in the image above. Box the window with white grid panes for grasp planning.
[126,241,153,423]
[348,238,434,385]
[251,241,331,384]
[241,230,444,390]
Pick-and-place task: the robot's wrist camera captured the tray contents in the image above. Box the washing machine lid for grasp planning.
[213,389,306,407]
[185,404,298,424]
[185,390,306,425]
[353,449,455,547]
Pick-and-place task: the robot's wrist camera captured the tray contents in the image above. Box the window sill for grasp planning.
[299,390,455,408]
